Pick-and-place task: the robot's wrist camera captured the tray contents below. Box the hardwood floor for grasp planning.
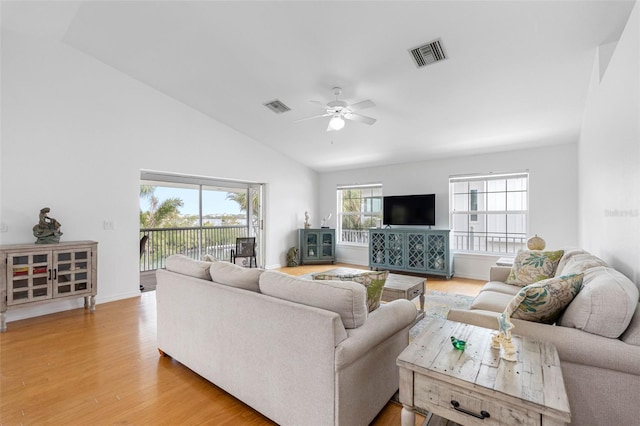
[1,264,483,425]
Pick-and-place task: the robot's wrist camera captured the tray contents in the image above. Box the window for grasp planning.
[449,172,528,254]
[139,170,264,270]
[337,184,382,245]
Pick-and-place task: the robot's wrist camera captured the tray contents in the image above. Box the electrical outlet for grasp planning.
[103,221,116,231]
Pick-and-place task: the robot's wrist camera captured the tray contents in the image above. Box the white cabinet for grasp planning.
[1,241,98,332]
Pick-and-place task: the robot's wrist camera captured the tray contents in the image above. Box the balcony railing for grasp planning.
[140,226,249,272]
[452,232,526,254]
[340,229,370,245]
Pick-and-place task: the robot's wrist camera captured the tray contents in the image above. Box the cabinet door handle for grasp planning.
[53,269,57,280]
[48,269,52,280]
[451,400,490,420]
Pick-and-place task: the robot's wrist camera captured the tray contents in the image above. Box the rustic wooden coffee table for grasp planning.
[397,319,571,426]
[310,268,425,320]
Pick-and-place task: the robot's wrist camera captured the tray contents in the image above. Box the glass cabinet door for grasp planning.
[7,252,52,305]
[306,233,318,258]
[54,249,92,296]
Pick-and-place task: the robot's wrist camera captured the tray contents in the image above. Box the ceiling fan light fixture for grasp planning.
[329,115,345,131]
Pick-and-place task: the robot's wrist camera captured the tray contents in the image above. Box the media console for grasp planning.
[368,228,453,279]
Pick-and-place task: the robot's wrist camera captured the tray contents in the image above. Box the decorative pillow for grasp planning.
[504,273,583,324]
[201,254,218,262]
[505,250,564,286]
[165,254,212,280]
[559,267,639,338]
[314,270,389,312]
[209,261,264,293]
[259,270,367,329]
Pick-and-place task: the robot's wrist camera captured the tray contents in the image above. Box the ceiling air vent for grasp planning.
[409,39,447,68]
[264,99,291,114]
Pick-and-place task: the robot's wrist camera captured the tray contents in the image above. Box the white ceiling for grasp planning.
[2,1,635,172]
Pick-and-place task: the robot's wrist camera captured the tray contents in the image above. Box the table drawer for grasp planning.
[407,283,423,299]
[414,375,539,426]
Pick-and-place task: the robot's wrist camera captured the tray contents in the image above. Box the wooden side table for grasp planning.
[397,319,571,426]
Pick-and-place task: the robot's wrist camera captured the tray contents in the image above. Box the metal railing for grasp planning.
[452,232,526,254]
[340,229,370,245]
[140,226,249,272]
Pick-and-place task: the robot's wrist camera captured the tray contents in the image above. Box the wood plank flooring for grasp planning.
[1,264,483,425]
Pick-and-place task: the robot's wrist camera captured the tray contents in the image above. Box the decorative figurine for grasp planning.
[491,312,517,361]
[321,213,332,228]
[33,207,63,244]
[304,211,311,229]
[450,336,466,351]
[286,246,299,267]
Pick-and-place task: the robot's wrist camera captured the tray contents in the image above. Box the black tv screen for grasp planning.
[383,194,435,226]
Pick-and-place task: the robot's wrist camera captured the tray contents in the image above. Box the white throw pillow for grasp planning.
[165,254,212,280]
[209,261,263,293]
[259,270,367,329]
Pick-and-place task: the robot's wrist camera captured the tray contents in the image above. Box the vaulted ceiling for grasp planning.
[2,1,636,172]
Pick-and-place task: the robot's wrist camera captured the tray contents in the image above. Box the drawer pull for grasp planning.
[451,400,490,420]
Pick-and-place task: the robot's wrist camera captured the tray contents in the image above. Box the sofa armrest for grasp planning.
[490,265,511,282]
[335,299,417,370]
[448,308,640,376]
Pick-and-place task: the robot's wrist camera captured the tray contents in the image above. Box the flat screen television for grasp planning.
[383,194,435,226]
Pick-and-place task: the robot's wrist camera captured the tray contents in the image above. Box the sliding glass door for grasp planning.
[139,171,265,270]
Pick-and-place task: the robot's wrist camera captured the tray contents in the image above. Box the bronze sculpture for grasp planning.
[33,207,63,244]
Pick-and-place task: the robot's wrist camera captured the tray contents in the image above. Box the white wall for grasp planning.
[318,143,579,280]
[0,30,317,322]
[579,2,640,288]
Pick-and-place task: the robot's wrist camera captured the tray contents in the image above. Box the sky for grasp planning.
[140,186,243,216]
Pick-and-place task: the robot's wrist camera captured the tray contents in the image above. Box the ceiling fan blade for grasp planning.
[309,100,329,109]
[294,113,331,123]
[343,112,376,125]
[348,99,375,111]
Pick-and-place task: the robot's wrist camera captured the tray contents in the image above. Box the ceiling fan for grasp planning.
[296,87,376,131]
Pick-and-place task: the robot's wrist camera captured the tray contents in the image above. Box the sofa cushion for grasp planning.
[259,270,367,329]
[554,248,588,276]
[313,270,389,312]
[559,253,608,276]
[504,273,583,324]
[470,291,514,312]
[621,304,640,346]
[505,250,564,286]
[559,267,639,338]
[209,261,264,293]
[165,254,212,280]
[480,281,522,296]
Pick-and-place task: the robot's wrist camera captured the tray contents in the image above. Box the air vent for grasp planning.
[409,39,447,68]
[264,99,291,114]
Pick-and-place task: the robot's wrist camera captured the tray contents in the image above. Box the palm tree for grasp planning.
[225,191,259,215]
[140,186,184,228]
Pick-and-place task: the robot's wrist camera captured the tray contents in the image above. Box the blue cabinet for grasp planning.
[299,229,336,265]
[369,229,453,278]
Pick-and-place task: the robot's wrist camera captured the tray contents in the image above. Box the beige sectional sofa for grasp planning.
[156,255,417,426]
[448,249,640,426]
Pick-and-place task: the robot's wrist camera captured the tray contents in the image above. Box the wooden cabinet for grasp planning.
[369,228,453,278]
[299,229,336,265]
[1,241,98,332]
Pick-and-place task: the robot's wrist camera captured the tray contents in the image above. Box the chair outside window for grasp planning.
[231,237,257,268]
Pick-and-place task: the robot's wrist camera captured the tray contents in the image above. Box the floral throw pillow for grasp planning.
[314,270,389,313]
[505,250,564,286]
[504,273,583,324]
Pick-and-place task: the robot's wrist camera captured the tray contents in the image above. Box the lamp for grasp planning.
[328,114,345,131]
